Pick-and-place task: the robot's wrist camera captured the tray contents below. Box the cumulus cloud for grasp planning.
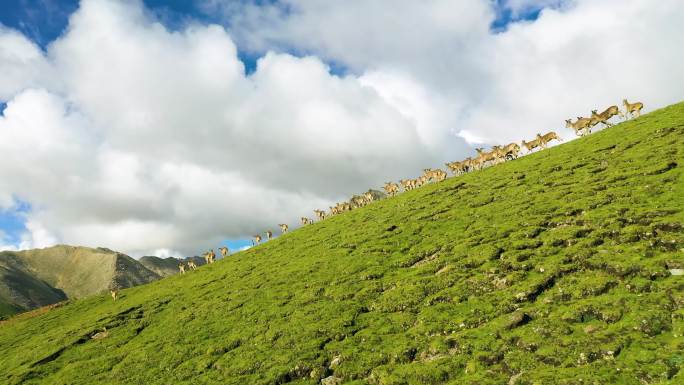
[212,0,684,144]
[461,0,684,142]
[0,26,56,99]
[0,0,469,257]
[1,0,683,257]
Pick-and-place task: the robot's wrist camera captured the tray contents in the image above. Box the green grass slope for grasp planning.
[1,103,683,385]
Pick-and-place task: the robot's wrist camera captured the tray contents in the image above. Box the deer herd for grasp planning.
[566,99,643,136]
[136,99,644,284]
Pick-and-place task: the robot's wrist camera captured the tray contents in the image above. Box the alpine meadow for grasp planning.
[0,102,682,385]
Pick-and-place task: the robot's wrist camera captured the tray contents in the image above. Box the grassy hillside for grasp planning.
[0,103,682,385]
[0,246,161,317]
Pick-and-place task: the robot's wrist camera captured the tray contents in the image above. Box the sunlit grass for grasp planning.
[0,102,682,384]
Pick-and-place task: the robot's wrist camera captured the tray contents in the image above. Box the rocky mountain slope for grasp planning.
[0,246,165,317]
[0,254,67,316]
[0,103,682,384]
[139,256,183,277]
[139,255,206,277]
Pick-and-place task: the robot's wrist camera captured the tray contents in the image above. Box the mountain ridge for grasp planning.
[0,245,185,317]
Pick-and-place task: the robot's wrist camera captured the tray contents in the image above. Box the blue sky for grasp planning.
[0,0,79,48]
[0,0,261,73]
[0,0,551,255]
[0,200,30,246]
[491,0,549,32]
[0,1,204,48]
[0,0,536,74]
[0,0,543,41]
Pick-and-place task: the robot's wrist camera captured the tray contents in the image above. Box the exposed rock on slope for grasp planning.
[138,256,180,277]
[0,254,67,317]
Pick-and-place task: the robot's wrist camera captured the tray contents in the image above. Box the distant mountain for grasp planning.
[138,256,180,277]
[0,253,67,317]
[138,255,206,277]
[0,245,163,318]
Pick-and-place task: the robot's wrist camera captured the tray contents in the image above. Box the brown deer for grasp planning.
[566,117,592,136]
[433,169,447,181]
[521,137,544,153]
[383,182,399,196]
[590,106,620,127]
[422,168,438,182]
[462,157,474,173]
[501,142,521,160]
[623,99,643,119]
[219,247,229,258]
[445,160,466,175]
[399,179,414,191]
[475,147,499,168]
[91,327,109,340]
[422,168,447,181]
[492,143,521,162]
[203,250,215,265]
[537,132,562,149]
[472,154,485,170]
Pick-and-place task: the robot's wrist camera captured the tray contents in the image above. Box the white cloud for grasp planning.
[210,0,491,71]
[461,0,684,143]
[0,26,56,100]
[0,0,468,257]
[213,0,684,144]
[150,248,182,259]
[18,219,59,250]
